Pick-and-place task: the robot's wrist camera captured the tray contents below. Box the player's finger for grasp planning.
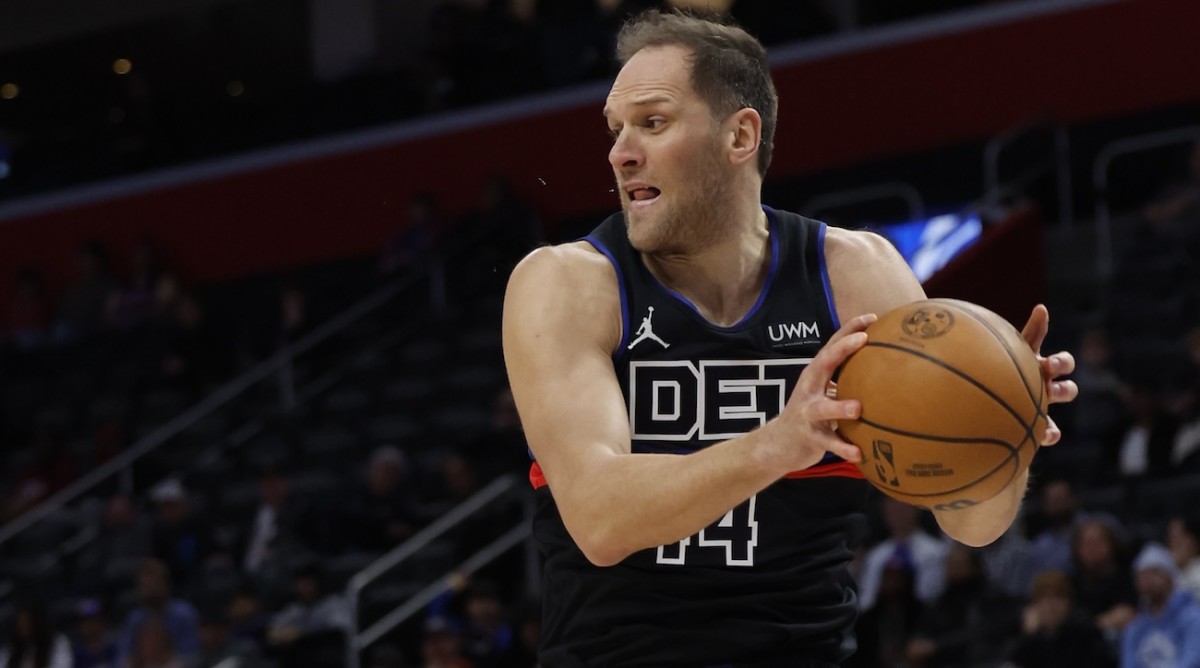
[823,435,863,463]
[802,331,868,390]
[1040,415,1062,446]
[1020,304,1049,354]
[1040,351,1076,378]
[826,313,877,346]
[801,397,861,423]
[1048,379,1079,405]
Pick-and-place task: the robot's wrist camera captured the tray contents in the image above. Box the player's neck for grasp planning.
[642,205,769,327]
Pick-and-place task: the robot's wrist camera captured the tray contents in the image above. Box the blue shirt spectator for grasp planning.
[117,559,200,665]
[1121,544,1200,668]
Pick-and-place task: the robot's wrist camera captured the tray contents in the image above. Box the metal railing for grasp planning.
[982,114,1073,227]
[0,257,437,549]
[344,474,534,668]
[800,182,925,223]
[1092,125,1200,280]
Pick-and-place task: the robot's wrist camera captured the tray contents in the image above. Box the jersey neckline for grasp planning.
[638,205,781,333]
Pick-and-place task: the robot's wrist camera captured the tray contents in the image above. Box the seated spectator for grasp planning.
[108,237,171,330]
[1110,382,1178,483]
[463,387,530,479]
[197,609,263,668]
[2,428,77,522]
[343,446,421,551]
[904,544,1020,668]
[1028,478,1085,576]
[459,581,514,665]
[420,617,473,668]
[1167,515,1200,602]
[1068,328,1128,454]
[380,191,440,276]
[240,466,321,576]
[1121,543,1200,668]
[0,600,73,668]
[117,559,200,665]
[123,619,185,668]
[77,493,153,598]
[1142,140,1200,246]
[226,587,268,651]
[148,478,215,585]
[497,599,539,668]
[1072,518,1138,642]
[6,268,51,350]
[73,598,118,668]
[154,285,229,394]
[857,497,948,611]
[1169,328,1200,470]
[1007,570,1116,668]
[265,564,349,660]
[55,240,117,341]
[848,548,925,668]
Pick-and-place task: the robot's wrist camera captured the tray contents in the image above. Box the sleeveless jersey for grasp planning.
[530,206,869,667]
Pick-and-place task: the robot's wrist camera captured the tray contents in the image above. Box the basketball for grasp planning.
[835,299,1049,511]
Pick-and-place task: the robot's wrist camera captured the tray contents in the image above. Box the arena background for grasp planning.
[0,0,1198,666]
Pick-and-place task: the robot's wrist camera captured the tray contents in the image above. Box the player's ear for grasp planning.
[726,107,762,168]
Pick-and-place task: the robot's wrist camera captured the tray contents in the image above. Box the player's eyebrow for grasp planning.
[602,95,675,119]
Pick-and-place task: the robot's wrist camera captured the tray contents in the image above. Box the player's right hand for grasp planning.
[764,313,876,472]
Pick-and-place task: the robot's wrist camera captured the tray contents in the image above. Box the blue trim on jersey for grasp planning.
[642,207,781,331]
[584,235,631,355]
[817,223,841,330]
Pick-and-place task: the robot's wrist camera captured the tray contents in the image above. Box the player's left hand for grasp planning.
[1020,304,1078,447]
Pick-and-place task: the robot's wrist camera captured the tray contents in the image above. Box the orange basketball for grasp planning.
[835,299,1049,511]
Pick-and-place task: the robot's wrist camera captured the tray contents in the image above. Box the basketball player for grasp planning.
[502,10,1078,667]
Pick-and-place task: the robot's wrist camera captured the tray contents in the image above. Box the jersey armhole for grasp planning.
[582,235,631,357]
[817,223,841,331]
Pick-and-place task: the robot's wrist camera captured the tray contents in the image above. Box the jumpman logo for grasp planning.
[628,306,670,350]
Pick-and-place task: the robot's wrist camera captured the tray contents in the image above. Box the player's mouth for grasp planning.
[625,183,661,208]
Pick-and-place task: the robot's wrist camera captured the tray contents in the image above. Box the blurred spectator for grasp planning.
[73,599,118,668]
[1167,515,1200,603]
[77,494,153,598]
[848,547,925,668]
[117,559,199,665]
[343,446,421,551]
[154,285,228,393]
[904,544,1020,668]
[6,268,51,350]
[496,599,539,668]
[1028,478,1084,576]
[1142,140,1200,245]
[1169,328,1200,471]
[225,587,268,652]
[463,387,529,478]
[458,175,541,268]
[1071,518,1137,641]
[1111,382,1178,481]
[108,238,171,329]
[381,192,440,276]
[2,428,77,522]
[459,581,514,665]
[123,619,184,668]
[979,522,1035,599]
[419,617,472,668]
[1121,543,1200,668]
[0,600,73,668]
[55,240,117,341]
[148,478,215,585]
[1069,328,1128,452]
[197,609,262,668]
[265,564,349,666]
[1006,570,1115,668]
[857,498,948,611]
[241,466,319,575]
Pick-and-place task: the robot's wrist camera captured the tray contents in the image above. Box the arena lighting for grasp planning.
[0,83,18,100]
[227,80,245,97]
[113,58,133,75]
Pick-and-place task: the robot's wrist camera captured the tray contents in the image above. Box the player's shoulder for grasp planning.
[823,226,899,262]
[507,241,616,296]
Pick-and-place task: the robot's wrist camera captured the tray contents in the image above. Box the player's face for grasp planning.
[605,45,735,255]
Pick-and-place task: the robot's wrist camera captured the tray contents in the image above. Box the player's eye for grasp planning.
[645,117,666,130]
[607,126,622,140]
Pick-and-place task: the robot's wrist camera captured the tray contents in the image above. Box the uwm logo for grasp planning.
[629,359,810,441]
[767,321,820,343]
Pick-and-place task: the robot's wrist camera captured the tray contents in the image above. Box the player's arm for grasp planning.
[503,243,868,566]
[825,228,1077,546]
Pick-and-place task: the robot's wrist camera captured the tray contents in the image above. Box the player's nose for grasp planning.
[609,131,644,171]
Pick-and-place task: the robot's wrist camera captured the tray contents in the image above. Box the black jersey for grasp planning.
[530,207,869,667]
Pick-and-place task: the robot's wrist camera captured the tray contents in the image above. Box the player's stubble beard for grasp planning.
[626,133,735,258]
